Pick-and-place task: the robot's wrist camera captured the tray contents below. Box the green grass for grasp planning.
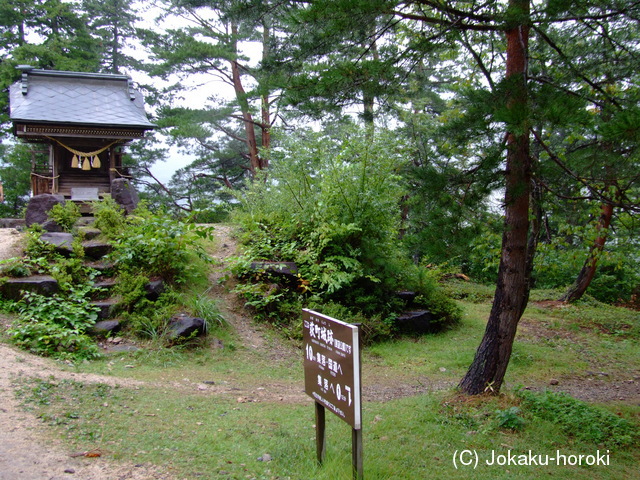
[6,286,640,479]
[13,378,639,480]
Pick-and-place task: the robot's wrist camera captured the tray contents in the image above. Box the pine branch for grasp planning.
[534,1,640,24]
[532,129,640,212]
[390,9,498,32]
[532,25,622,109]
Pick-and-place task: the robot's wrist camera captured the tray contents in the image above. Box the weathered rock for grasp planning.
[91,319,121,335]
[0,275,59,300]
[41,219,63,232]
[78,227,102,240]
[144,278,165,301]
[82,240,112,260]
[40,232,74,254]
[250,261,298,277]
[75,216,96,227]
[249,261,300,287]
[91,299,120,320]
[167,314,206,341]
[111,178,139,214]
[0,218,25,229]
[106,344,140,353]
[395,310,437,335]
[25,194,65,227]
[397,291,417,304]
[93,278,117,296]
[84,260,116,277]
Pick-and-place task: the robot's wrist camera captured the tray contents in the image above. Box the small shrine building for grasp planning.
[9,66,154,200]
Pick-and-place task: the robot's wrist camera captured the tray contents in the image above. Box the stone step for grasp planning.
[0,275,59,301]
[84,260,116,276]
[93,278,117,298]
[395,310,437,335]
[91,298,121,319]
[82,240,112,260]
[77,226,102,240]
[40,232,74,255]
[75,216,96,226]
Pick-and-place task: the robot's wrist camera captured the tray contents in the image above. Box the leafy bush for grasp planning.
[495,406,526,431]
[24,227,56,261]
[517,389,638,447]
[8,286,101,361]
[404,264,462,330]
[49,257,95,291]
[91,196,126,239]
[0,258,31,278]
[231,125,461,340]
[113,271,150,312]
[48,202,81,232]
[107,207,213,285]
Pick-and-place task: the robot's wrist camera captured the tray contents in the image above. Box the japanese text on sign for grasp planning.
[303,309,361,429]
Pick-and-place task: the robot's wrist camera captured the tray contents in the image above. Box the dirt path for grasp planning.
[0,342,176,480]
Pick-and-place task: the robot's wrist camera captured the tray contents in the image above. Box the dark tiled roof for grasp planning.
[9,69,155,129]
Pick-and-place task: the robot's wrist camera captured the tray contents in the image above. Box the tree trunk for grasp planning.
[230,23,261,176]
[459,0,531,395]
[111,23,120,73]
[260,22,271,168]
[560,201,614,303]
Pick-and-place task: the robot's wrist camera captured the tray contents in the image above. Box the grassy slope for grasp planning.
[11,284,640,480]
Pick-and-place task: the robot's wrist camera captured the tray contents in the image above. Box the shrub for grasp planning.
[24,227,56,262]
[495,406,526,431]
[107,207,212,285]
[231,125,461,340]
[48,202,81,232]
[91,196,126,239]
[0,258,31,277]
[8,286,101,361]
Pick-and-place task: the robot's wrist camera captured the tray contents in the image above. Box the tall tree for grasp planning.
[141,0,275,186]
[458,0,532,395]
[0,143,36,217]
[0,0,102,124]
[270,0,640,394]
[82,0,141,73]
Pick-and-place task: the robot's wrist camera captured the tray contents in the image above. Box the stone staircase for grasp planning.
[0,217,126,321]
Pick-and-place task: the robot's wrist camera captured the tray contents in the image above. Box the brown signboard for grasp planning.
[303,309,362,430]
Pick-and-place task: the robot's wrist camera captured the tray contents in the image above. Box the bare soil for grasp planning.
[0,226,639,479]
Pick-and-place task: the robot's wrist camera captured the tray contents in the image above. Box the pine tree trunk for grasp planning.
[260,22,271,168]
[459,0,531,395]
[560,202,614,303]
[230,23,261,176]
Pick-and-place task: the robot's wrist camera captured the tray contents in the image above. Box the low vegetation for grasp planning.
[0,198,222,361]
[230,127,461,342]
[8,287,640,479]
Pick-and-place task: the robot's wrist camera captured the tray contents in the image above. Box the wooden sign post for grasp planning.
[303,309,363,479]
